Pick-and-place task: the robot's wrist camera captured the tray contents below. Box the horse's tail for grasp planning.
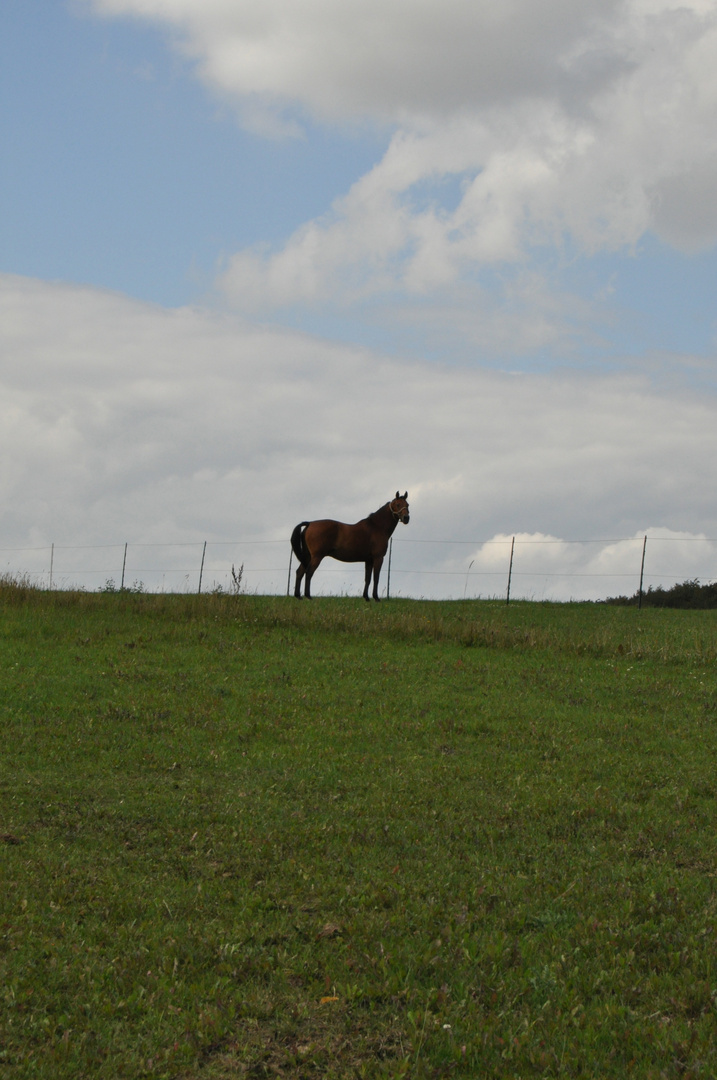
[291,522,311,567]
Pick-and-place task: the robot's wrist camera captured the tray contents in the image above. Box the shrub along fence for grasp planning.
[2,535,716,603]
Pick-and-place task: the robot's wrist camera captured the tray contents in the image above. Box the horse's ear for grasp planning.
[396,491,400,498]
[402,491,408,500]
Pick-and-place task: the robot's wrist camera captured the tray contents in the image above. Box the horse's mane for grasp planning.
[367,502,390,522]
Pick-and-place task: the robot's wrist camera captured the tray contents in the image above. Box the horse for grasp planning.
[291,492,409,601]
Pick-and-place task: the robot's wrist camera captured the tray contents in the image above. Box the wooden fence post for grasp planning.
[198,541,207,595]
[386,537,393,599]
[506,536,515,605]
[49,543,54,590]
[286,548,293,597]
[463,559,474,600]
[121,543,128,590]
[638,535,647,609]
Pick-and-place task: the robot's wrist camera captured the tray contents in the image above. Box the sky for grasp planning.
[2,0,717,599]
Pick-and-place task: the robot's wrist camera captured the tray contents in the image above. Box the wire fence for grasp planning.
[2,534,716,602]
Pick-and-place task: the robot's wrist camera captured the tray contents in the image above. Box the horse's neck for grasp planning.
[370,502,397,535]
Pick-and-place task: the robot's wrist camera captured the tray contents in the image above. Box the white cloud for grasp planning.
[432,529,717,602]
[85,0,622,122]
[84,0,717,331]
[2,273,717,597]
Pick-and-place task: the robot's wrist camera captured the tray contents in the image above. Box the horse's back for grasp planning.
[304,518,343,553]
[305,517,378,561]
[304,516,386,565]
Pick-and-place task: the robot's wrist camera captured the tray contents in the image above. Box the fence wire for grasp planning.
[2,535,715,601]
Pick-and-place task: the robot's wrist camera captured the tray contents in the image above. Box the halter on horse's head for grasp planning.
[389,491,410,524]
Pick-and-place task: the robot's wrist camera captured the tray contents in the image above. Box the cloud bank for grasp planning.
[3,273,716,597]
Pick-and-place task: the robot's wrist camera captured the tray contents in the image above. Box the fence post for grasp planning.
[638,535,647,609]
[121,542,128,590]
[463,559,474,600]
[506,536,515,605]
[49,543,54,590]
[286,547,293,597]
[386,537,393,599]
[198,541,207,595]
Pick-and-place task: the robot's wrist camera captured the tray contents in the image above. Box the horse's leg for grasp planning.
[294,563,305,599]
[305,556,322,599]
[372,555,384,601]
[363,560,372,601]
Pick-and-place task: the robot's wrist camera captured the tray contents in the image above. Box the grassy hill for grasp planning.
[2,584,717,1077]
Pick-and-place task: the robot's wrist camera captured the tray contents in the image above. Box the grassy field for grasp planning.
[1,582,717,1078]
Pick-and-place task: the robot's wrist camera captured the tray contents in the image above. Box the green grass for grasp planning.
[1,585,717,1078]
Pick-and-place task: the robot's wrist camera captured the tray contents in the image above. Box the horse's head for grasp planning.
[391,491,410,524]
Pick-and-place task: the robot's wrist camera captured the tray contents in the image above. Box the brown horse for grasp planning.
[291,492,409,600]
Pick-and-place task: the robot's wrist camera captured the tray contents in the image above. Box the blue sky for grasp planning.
[1,2,385,306]
[2,0,717,597]
[3,0,716,365]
